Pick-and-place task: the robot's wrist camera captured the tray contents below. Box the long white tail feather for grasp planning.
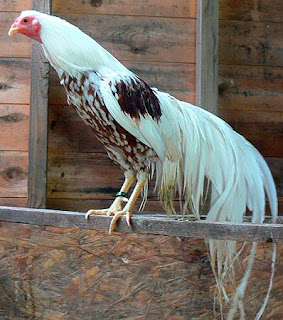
[152,94,278,318]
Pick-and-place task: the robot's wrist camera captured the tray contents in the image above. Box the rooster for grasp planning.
[9,11,277,319]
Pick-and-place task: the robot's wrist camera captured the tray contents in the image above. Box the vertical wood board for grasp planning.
[27,0,51,208]
[196,0,219,114]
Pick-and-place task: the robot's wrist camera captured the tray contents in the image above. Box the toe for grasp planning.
[109,211,124,234]
[126,211,132,228]
[85,209,108,219]
[85,210,93,220]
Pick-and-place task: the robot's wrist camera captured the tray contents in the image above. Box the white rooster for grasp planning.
[9,10,278,319]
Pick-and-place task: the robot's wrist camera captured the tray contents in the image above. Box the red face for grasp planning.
[8,15,42,43]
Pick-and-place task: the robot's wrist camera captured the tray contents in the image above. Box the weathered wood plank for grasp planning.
[220,0,283,22]
[27,0,50,208]
[47,151,177,204]
[48,105,104,153]
[0,151,28,198]
[0,104,29,151]
[265,158,283,197]
[52,0,197,18]
[219,20,282,67]
[219,110,283,158]
[0,206,282,242]
[47,152,124,200]
[47,197,283,217]
[196,0,219,113]
[0,197,27,207]
[57,14,196,64]
[47,198,170,214]
[219,65,283,112]
[0,12,31,58]
[0,59,31,104]
[49,62,196,106]
[0,0,32,12]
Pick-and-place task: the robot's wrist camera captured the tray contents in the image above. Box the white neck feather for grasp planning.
[22,10,127,75]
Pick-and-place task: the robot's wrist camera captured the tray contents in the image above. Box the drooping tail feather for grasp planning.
[154,93,278,318]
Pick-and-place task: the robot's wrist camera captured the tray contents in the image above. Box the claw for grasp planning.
[85,208,108,219]
[126,211,132,227]
[109,211,125,234]
[85,209,94,219]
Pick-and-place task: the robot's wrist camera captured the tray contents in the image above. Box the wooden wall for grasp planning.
[0,1,32,207]
[219,0,283,210]
[47,0,198,212]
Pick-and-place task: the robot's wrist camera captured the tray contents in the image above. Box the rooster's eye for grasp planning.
[23,18,29,23]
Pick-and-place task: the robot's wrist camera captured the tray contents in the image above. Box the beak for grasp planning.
[8,26,19,36]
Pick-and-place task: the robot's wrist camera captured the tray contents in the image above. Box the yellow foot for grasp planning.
[85,195,125,219]
[85,208,132,235]
[109,210,132,235]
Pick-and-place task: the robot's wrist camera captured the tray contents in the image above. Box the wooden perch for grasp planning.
[0,206,282,243]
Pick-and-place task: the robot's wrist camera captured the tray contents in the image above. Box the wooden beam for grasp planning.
[0,206,282,243]
[28,0,51,208]
[196,0,219,114]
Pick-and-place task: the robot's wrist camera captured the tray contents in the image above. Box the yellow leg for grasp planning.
[109,175,147,234]
[85,172,135,219]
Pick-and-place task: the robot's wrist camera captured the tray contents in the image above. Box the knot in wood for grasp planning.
[0,113,27,122]
[2,167,27,182]
[90,0,102,7]
[0,82,9,91]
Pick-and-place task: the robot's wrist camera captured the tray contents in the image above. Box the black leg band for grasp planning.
[116,191,128,198]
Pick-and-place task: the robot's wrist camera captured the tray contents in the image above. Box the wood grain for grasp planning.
[0,104,29,151]
[57,14,196,64]
[47,198,170,214]
[0,197,27,207]
[52,0,197,18]
[47,152,125,200]
[265,158,283,197]
[28,0,51,208]
[219,110,283,158]
[219,20,282,67]
[220,0,283,22]
[0,151,28,198]
[219,65,283,112]
[0,59,31,104]
[0,0,32,12]
[0,12,31,58]
[196,0,219,114]
[48,105,104,153]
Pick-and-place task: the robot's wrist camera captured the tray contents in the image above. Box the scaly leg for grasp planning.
[109,175,147,234]
[85,171,135,219]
